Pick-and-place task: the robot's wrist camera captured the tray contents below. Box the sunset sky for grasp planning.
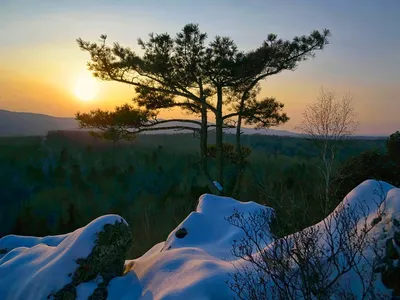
[0,0,399,135]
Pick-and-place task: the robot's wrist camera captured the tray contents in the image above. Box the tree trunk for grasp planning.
[215,85,224,195]
[231,91,248,199]
[321,142,332,215]
[200,103,208,173]
[232,112,245,198]
[200,101,212,186]
[198,85,216,193]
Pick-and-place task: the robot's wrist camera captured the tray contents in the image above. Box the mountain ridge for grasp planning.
[0,109,300,137]
[0,109,387,139]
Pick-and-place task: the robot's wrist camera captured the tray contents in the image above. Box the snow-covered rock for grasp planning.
[0,180,399,299]
[0,215,132,300]
[273,180,400,298]
[109,194,274,300]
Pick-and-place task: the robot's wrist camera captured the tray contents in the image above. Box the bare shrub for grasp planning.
[226,183,389,300]
[295,88,359,214]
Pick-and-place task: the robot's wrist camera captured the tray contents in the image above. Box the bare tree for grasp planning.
[295,87,359,214]
[226,182,390,300]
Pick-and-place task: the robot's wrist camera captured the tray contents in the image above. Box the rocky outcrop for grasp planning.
[50,219,132,300]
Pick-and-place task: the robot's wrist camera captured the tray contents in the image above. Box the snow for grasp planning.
[76,281,98,300]
[1,180,399,299]
[212,181,223,192]
[0,215,127,300]
[0,233,69,250]
[109,194,274,299]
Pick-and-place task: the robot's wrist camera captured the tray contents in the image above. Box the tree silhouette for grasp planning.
[387,131,400,165]
[77,24,330,193]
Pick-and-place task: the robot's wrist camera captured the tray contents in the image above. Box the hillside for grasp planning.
[0,109,78,137]
[0,109,299,137]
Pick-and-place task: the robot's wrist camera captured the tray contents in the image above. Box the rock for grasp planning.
[88,283,108,300]
[175,228,188,239]
[381,261,400,297]
[394,231,400,245]
[123,261,135,276]
[385,238,399,260]
[49,219,132,300]
[379,223,400,297]
[51,283,76,300]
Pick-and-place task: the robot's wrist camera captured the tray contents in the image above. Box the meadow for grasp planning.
[0,131,390,258]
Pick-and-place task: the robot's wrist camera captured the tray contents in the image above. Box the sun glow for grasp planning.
[73,73,99,102]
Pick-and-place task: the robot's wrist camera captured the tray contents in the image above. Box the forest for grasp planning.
[1,131,398,258]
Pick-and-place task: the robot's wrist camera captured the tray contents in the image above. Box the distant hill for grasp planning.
[0,109,387,139]
[0,109,79,137]
[139,120,300,137]
[0,109,300,137]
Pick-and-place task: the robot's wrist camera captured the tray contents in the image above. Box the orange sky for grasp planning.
[0,0,399,135]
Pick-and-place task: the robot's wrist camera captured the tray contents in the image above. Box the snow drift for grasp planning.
[0,179,399,299]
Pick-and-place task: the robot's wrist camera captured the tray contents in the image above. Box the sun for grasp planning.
[73,73,99,102]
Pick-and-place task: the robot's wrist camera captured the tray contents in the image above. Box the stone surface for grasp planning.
[49,219,132,300]
[175,228,188,239]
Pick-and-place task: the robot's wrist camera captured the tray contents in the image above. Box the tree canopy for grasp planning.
[76,23,330,118]
[387,131,400,164]
[76,23,330,194]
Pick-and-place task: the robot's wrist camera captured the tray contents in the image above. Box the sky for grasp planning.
[0,0,399,135]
